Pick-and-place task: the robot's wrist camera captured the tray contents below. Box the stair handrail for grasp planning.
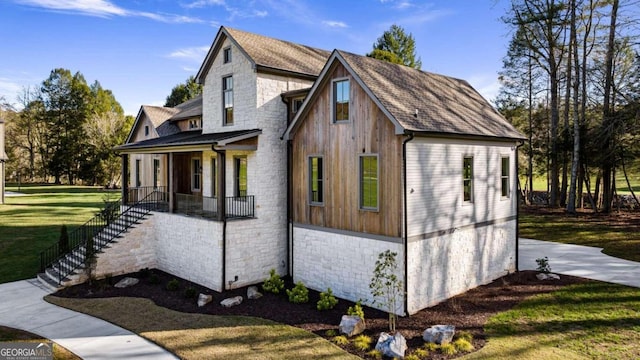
[39,190,164,284]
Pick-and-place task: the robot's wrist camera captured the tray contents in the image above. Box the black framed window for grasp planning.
[463,156,473,202]
[309,156,323,204]
[135,159,141,187]
[333,79,350,122]
[235,157,247,197]
[501,156,510,198]
[211,158,217,197]
[223,47,232,63]
[192,158,201,191]
[153,159,160,188]
[360,155,378,210]
[223,76,234,125]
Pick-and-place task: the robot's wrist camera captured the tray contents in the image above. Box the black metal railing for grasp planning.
[226,195,255,219]
[175,193,218,219]
[39,191,164,284]
[126,186,169,211]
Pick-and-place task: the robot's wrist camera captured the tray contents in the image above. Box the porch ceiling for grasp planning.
[115,129,262,154]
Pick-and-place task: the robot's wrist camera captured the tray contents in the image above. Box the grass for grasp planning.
[0,184,112,283]
[464,281,640,360]
[45,296,359,360]
[519,210,640,262]
[522,171,640,195]
[0,325,81,360]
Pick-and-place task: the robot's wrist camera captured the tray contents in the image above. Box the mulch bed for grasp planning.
[53,269,586,359]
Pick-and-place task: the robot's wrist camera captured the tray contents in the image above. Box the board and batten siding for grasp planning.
[291,63,403,237]
[405,137,518,238]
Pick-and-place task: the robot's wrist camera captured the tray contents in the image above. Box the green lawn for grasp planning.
[0,185,113,284]
[522,172,640,194]
[0,325,80,360]
[466,281,640,360]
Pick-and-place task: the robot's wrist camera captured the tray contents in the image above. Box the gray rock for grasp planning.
[197,293,213,307]
[375,332,407,359]
[247,286,263,300]
[114,277,139,288]
[220,296,243,307]
[536,273,560,280]
[423,324,455,344]
[338,315,365,337]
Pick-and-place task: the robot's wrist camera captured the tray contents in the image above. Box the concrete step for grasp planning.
[37,273,63,292]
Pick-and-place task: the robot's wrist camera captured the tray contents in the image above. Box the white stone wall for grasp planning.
[293,226,405,315]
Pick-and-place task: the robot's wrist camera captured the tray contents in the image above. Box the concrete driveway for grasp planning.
[0,279,177,360]
[519,238,640,288]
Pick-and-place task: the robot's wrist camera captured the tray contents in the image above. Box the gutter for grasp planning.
[402,131,415,316]
[280,94,293,278]
[515,140,525,272]
[212,145,227,290]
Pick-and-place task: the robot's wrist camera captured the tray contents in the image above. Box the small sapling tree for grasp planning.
[369,250,403,332]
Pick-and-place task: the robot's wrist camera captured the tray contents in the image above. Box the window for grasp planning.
[463,156,473,202]
[192,158,201,191]
[223,47,232,63]
[501,156,510,198]
[211,158,217,197]
[189,119,200,129]
[333,79,350,122]
[293,98,304,113]
[309,156,323,204]
[153,159,160,188]
[144,125,149,136]
[235,157,247,197]
[223,76,233,125]
[135,159,141,187]
[360,155,378,210]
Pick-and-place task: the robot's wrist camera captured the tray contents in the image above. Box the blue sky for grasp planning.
[0,0,512,116]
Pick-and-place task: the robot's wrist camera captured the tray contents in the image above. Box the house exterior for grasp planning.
[42,26,524,315]
[283,50,525,314]
[0,118,6,204]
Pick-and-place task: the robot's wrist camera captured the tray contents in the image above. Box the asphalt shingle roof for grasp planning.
[117,129,261,151]
[338,50,525,140]
[169,94,203,121]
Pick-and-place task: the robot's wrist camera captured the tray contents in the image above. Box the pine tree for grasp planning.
[367,25,422,69]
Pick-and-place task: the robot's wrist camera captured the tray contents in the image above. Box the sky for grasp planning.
[0,0,513,116]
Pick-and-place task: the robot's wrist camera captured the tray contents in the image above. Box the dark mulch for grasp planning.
[53,269,586,359]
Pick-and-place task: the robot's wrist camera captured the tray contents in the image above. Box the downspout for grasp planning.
[515,140,525,272]
[280,95,293,277]
[213,145,227,290]
[402,131,414,316]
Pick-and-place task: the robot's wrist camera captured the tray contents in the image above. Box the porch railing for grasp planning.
[126,186,169,211]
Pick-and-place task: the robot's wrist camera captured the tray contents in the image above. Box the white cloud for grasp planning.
[168,46,210,62]
[182,0,226,9]
[467,74,501,102]
[322,20,348,28]
[14,0,204,23]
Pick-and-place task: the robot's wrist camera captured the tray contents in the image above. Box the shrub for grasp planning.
[149,274,160,285]
[413,348,429,358]
[286,281,309,304]
[325,329,337,337]
[347,300,365,320]
[317,288,338,310]
[139,268,152,278]
[453,338,474,352]
[331,335,349,346]
[405,355,421,360]
[262,269,285,294]
[184,286,197,299]
[536,256,551,273]
[440,343,457,355]
[166,278,180,291]
[58,225,70,255]
[352,335,373,351]
[455,330,473,342]
[366,350,382,359]
[423,342,440,352]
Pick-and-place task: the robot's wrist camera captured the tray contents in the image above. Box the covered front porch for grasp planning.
[117,129,262,221]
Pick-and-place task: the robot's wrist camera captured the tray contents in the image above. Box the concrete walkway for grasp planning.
[0,279,177,360]
[519,238,640,288]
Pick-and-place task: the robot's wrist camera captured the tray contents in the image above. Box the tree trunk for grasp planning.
[567,0,580,214]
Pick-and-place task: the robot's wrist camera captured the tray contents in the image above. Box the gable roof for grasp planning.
[125,105,179,143]
[284,50,525,141]
[196,26,331,82]
[169,94,202,121]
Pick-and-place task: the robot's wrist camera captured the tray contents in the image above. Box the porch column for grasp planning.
[121,154,129,205]
[168,152,174,212]
[217,150,226,221]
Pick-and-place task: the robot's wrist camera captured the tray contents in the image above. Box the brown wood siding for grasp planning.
[172,152,202,195]
[291,64,403,237]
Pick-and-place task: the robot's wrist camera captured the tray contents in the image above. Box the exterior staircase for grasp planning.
[37,192,161,291]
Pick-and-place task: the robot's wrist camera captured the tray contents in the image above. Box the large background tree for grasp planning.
[367,24,422,69]
[164,75,202,107]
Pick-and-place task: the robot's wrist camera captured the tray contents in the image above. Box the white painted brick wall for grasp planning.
[293,226,405,315]
[407,220,516,314]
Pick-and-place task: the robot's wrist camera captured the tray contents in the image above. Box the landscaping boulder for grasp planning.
[114,277,139,288]
[338,315,365,337]
[197,293,213,307]
[247,286,263,300]
[375,332,407,359]
[536,273,560,281]
[423,324,455,344]
[220,296,243,307]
